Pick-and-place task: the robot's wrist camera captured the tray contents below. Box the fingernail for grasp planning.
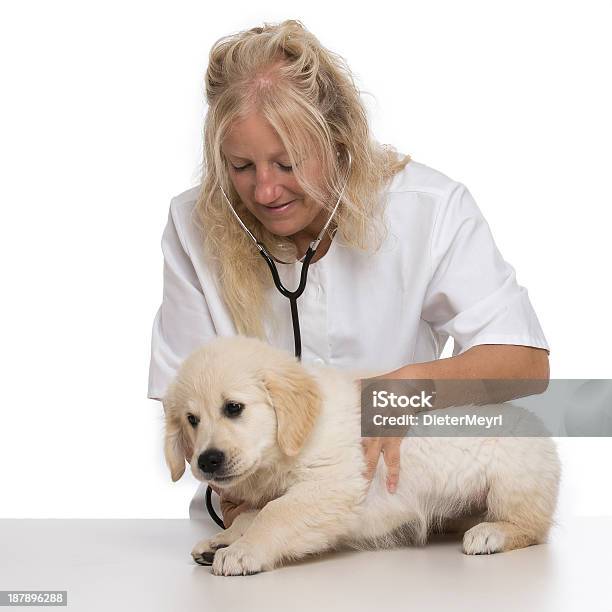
[389,484,396,493]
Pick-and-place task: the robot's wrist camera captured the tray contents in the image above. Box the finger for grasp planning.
[382,438,402,493]
[220,494,240,512]
[223,508,236,529]
[220,493,249,514]
[222,501,250,529]
[361,437,383,482]
[220,501,238,526]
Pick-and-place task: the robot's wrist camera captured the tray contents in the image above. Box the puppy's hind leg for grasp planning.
[463,465,559,555]
[462,520,541,555]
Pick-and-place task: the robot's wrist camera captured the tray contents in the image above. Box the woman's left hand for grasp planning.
[361,436,403,493]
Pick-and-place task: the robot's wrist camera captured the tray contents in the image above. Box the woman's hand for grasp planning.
[360,437,403,493]
[209,484,251,528]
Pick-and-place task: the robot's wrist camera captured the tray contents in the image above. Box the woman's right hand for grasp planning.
[209,483,251,528]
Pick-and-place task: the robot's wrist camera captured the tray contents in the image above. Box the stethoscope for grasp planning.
[204,150,353,528]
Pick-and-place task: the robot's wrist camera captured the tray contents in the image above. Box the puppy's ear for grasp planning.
[263,360,321,457]
[162,383,194,482]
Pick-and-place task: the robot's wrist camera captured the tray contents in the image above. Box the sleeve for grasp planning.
[420,182,550,356]
[147,201,217,401]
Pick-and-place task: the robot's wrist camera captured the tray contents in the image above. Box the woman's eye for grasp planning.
[231,163,292,172]
[186,414,199,427]
[224,401,245,417]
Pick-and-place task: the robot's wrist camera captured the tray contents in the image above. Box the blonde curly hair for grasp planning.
[193,19,411,338]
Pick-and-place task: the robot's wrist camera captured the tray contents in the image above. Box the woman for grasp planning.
[147,20,550,526]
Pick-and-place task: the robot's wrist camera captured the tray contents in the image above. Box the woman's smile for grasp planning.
[258,199,297,215]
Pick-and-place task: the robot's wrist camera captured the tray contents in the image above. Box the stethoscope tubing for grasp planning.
[258,243,316,359]
[204,246,315,529]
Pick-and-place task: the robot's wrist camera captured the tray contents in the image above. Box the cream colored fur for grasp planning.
[163,336,561,576]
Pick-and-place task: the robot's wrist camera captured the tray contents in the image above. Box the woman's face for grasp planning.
[221,112,327,239]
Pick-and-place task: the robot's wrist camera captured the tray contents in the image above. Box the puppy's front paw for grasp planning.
[462,522,505,555]
[191,535,231,566]
[211,541,266,576]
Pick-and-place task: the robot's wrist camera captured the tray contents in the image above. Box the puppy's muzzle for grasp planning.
[197,448,226,476]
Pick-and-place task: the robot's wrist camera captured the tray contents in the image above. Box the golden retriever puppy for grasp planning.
[162,336,560,576]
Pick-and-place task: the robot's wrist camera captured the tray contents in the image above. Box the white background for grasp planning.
[0,0,610,518]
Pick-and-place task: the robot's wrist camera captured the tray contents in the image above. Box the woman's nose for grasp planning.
[253,167,284,205]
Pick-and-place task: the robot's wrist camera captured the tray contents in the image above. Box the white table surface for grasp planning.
[1,517,611,612]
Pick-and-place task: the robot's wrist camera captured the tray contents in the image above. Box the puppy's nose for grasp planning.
[197,449,225,474]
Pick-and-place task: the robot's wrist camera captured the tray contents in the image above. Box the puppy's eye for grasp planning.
[186,413,199,428]
[224,401,244,418]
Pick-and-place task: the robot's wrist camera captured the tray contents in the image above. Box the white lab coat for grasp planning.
[147,158,549,517]
[148,158,548,401]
